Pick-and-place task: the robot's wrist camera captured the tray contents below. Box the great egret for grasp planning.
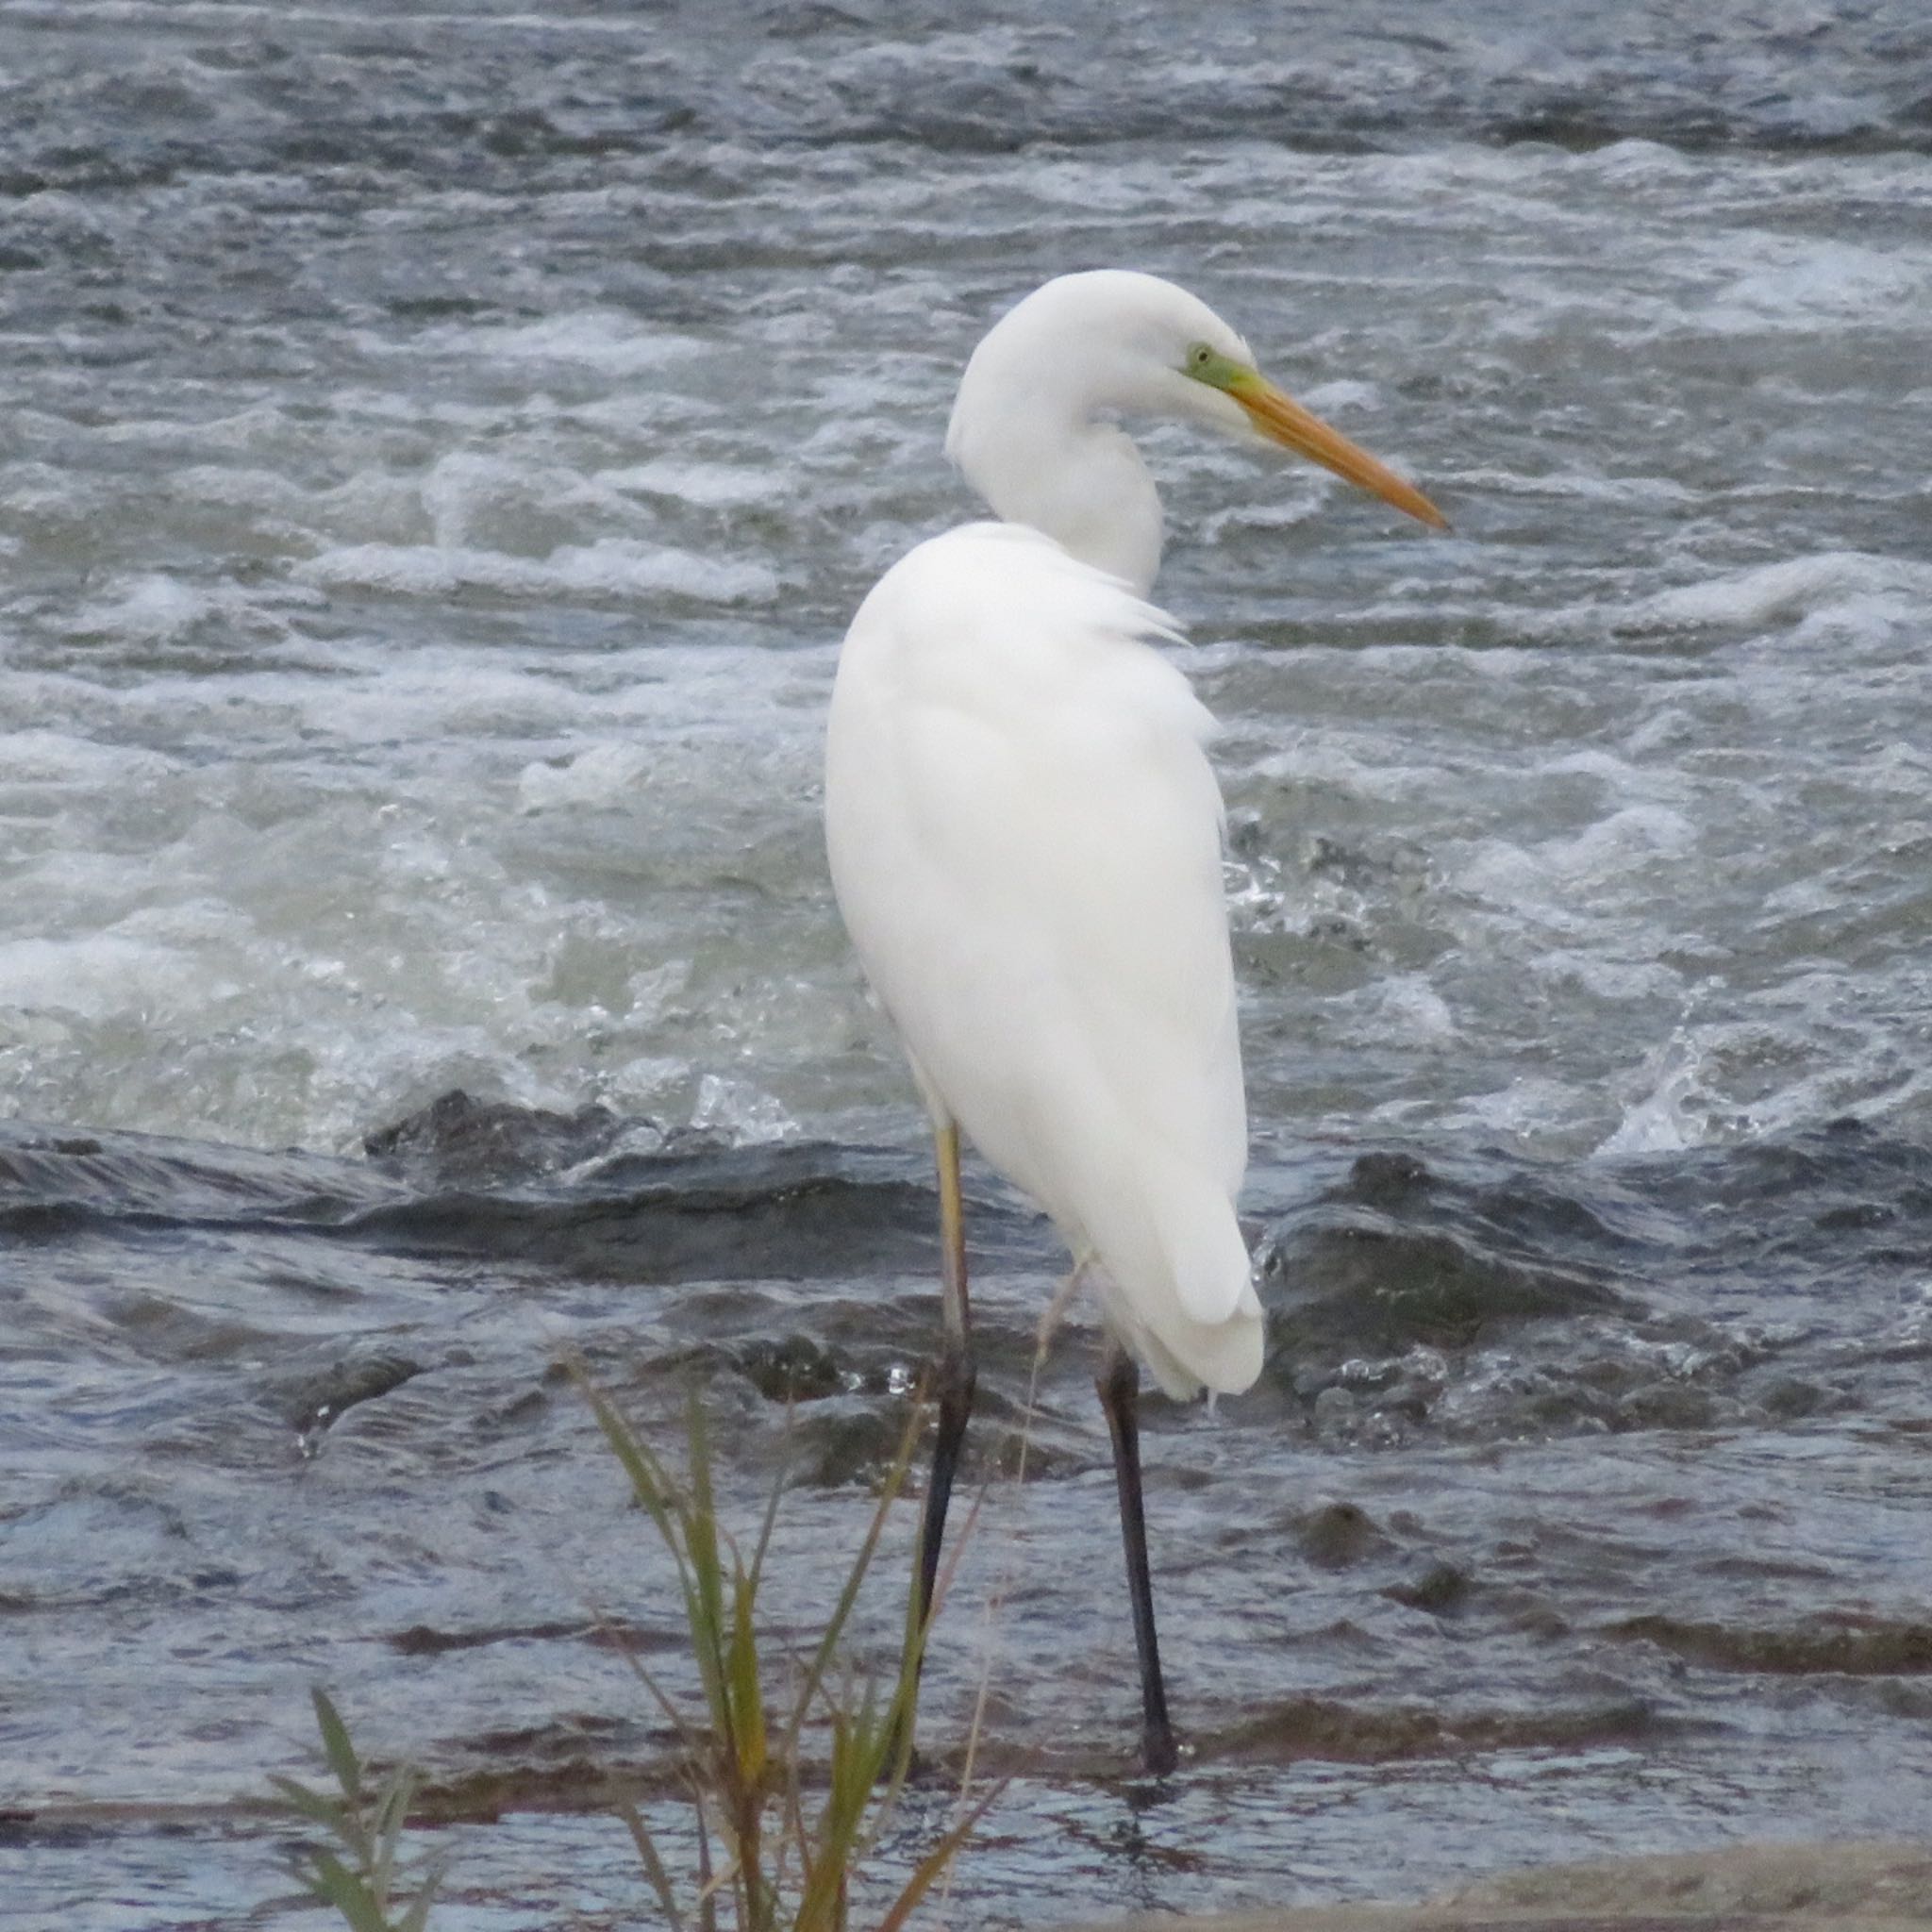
[824,270,1444,1774]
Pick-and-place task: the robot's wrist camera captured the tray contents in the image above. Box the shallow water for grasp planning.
[3,2,1931,1925]
[7,1110,1932,1925]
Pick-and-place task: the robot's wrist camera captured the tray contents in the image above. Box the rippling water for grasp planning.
[3,3,1931,1925]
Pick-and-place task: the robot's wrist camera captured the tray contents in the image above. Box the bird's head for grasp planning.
[947,269,1447,534]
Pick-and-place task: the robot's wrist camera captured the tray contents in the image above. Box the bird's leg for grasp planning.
[1096,1336,1178,1776]
[917,1119,976,1629]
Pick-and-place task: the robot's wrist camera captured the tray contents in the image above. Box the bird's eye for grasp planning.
[1187,343,1213,370]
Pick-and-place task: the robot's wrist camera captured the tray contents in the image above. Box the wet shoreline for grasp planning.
[1097,1841,1932,1931]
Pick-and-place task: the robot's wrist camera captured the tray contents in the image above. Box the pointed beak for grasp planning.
[1228,371,1449,531]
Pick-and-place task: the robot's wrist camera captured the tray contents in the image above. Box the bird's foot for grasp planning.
[1140,1717,1179,1778]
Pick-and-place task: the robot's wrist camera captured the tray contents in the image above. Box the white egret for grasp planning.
[824,270,1444,1773]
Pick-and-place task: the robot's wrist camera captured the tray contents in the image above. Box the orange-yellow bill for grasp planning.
[1229,371,1449,531]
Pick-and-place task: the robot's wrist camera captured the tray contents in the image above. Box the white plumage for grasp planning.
[823,269,1442,1770]
[826,520,1258,1396]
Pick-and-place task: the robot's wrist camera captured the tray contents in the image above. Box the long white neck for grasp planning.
[948,406,1164,597]
[942,270,1263,598]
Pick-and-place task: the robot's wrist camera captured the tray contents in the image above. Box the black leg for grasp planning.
[916,1121,975,1627]
[1097,1339,1177,1775]
[917,1333,976,1625]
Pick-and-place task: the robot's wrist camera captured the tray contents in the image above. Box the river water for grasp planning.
[3,3,1931,1926]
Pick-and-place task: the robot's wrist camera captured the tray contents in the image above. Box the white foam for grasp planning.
[1533,948,1683,1002]
[1337,973,1457,1049]
[1586,139,1700,183]
[69,575,221,643]
[414,310,710,378]
[0,933,208,1022]
[1299,379,1381,415]
[1449,466,1697,507]
[295,538,778,605]
[3,119,1926,1171]
[1460,806,1698,906]
[63,569,325,650]
[599,459,787,508]
[1442,1075,1594,1143]
[517,742,653,813]
[275,657,591,745]
[1595,1027,1724,1156]
[419,449,648,550]
[0,729,177,791]
[691,1074,799,1146]
[1251,737,1454,806]
[1638,551,1932,630]
[1700,238,1931,334]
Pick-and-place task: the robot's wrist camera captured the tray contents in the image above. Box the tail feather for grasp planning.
[1159,1170,1255,1328]
[1091,1170,1263,1399]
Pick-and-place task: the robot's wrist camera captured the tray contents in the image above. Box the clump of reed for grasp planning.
[274,1374,992,1931]
[272,1686,445,1932]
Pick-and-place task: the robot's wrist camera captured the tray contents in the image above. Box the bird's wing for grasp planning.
[826,525,1254,1373]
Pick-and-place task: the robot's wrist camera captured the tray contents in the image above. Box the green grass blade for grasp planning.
[311,1688,362,1802]
[783,1404,920,1742]
[299,1847,391,1932]
[268,1774,346,1832]
[725,1555,768,1790]
[572,1362,725,1747]
[617,1799,688,1932]
[573,1365,687,1568]
[744,1411,790,1602]
[877,1489,941,1806]
[872,1480,986,1833]
[691,1781,720,1932]
[609,1627,704,1754]
[795,1684,887,1932]
[398,1873,443,1932]
[872,1778,1008,1932]
[398,1896,429,1932]
[370,1764,418,1902]
[681,1390,731,1741]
